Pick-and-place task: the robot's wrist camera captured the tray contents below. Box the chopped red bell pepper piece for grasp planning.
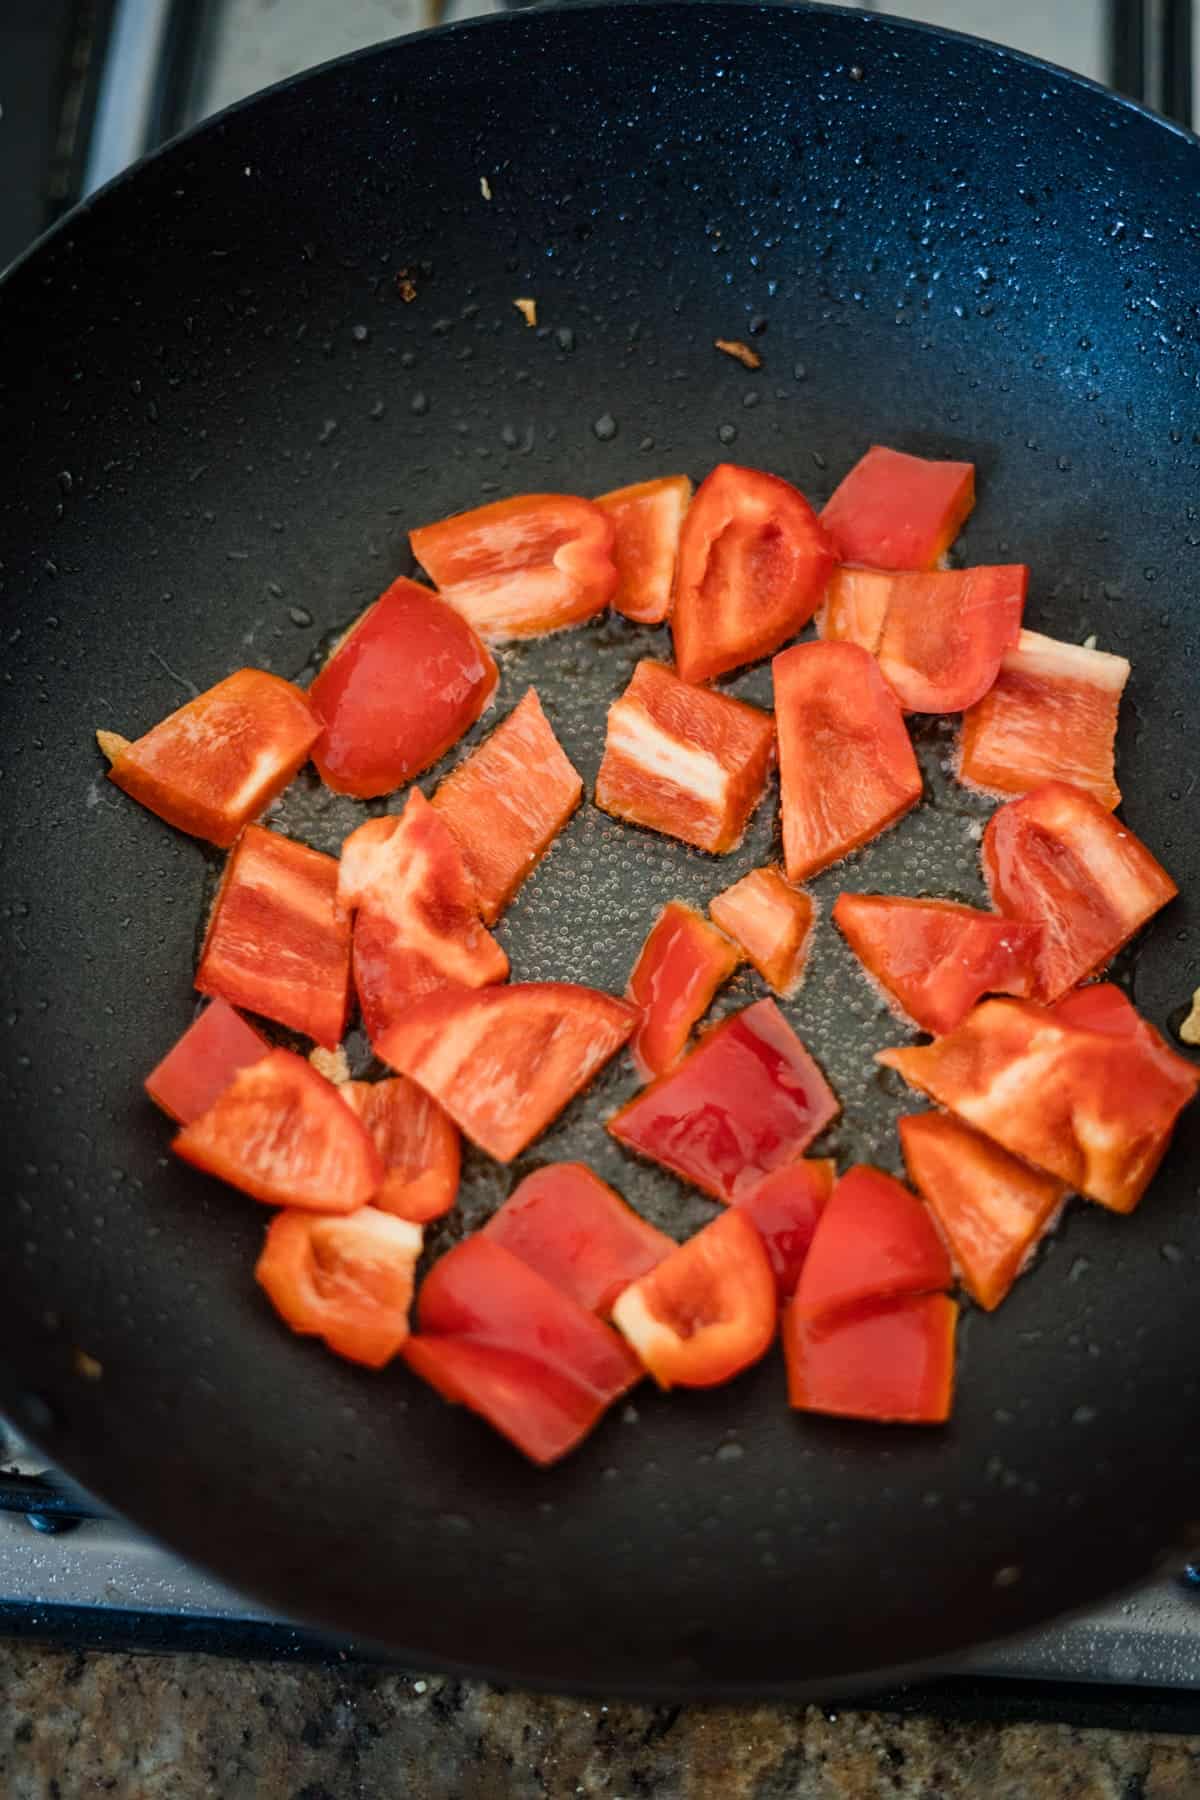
[608,998,840,1201]
[832,893,1041,1036]
[982,781,1177,1001]
[195,824,351,1047]
[774,641,922,882]
[597,474,692,624]
[817,562,1026,713]
[255,1207,422,1368]
[376,983,637,1163]
[404,1236,640,1463]
[338,789,508,1047]
[784,1294,958,1424]
[960,629,1131,811]
[611,1208,776,1389]
[1051,981,1138,1038]
[414,1237,640,1390]
[174,1048,383,1211]
[430,688,582,924]
[671,464,835,684]
[874,565,1026,713]
[733,1159,835,1300]
[308,576,497,799]
[99,668,321,848]
[595,659,775,854]
[820,445,975,570]
[626,900,740,1079]
[709,867,815,998]
[482,1162,674,1315]
[793,1166,952,1325]
[898,1111,1066,1311]
[340,1077,460,1222]
[818,566,892,654]
[404,1337,619,1466]
[144,999,270,1124]
[878,996,1200,1213]
[410,492,618,638]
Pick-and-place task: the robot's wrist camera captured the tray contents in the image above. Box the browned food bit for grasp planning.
[309,1045,351,1086]
[714,338,762,370]
[514,297,538,327]
[396,269,417,302]
[1180,989,1200,1047]
[95,729,131,764]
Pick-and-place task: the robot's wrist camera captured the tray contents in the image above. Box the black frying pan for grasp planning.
[2,1,1198,1698]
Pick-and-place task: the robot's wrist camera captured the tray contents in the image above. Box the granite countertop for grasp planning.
[3,1643,1200,1798]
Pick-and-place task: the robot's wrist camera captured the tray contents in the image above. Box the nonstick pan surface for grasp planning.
[1,2,1198,1696]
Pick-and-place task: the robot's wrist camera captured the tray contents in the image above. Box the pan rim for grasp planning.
[4,0,1200,295]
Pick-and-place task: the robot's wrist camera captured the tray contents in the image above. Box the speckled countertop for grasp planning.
[2,1643,1199,1798]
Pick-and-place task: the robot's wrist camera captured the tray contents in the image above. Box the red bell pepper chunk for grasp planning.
[308,577,497,799]
[672,464,835,684]
[414,1237,640,1391]
[195,824,351,1048]
[338,789,508,1047]
[430,688,582,924]
[609,998,840,1202]
[793,1165,952,1325]
[1051,981,1139,1038]
[377,982,637,1163]
[733,1159,835,1300]
[832,893,1041,1036]
[818,567,892,654]
[611,1208,776,1389]
[878,996,1200,1213]
[255,1207,423,1368]
[174,1048,383,1211]
[99,668,321,848]
[410,493,618,639]
[595,659,775,854]
[403,1337,619,1466]
[404,1236,640,1464]
[144,999,270,1124]
[784,1294,958,1425]
[874,565,1027,713]
[774,641,922,883]
[898,1112,1066,1312]
[626,900,740,1079]
[820,445,975,570]
[982,781,1177,1001]
[597,474,692,625]
[482,1162,674,1315]
[340,1077,460,1223]
[960,629,1131,811]
[709,867,815,998]
[818,563,1026,713]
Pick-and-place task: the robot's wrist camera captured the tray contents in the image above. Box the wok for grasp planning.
[1,0,1198,1696]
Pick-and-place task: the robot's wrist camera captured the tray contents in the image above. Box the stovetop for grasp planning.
[3,0,1199,1717]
